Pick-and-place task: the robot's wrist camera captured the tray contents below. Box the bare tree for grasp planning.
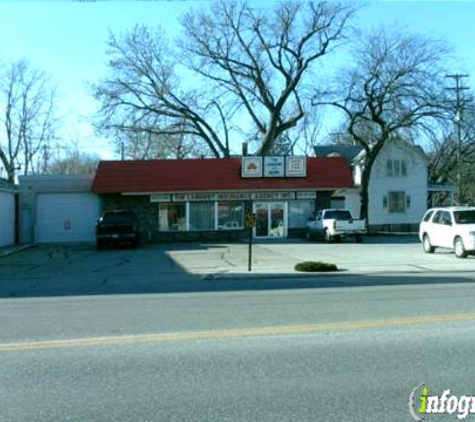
[46,148,100,175]
[428,98,475,203]
[94,1,356,158]
[182,0,355,156]
[94,26,230,158]
[113,128,209,160]
[0,59,57,182]
[317,27,450,225]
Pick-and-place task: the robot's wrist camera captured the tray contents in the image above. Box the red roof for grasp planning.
[92,157,354,194]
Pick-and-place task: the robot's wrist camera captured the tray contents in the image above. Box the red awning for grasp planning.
[92,157,354,194]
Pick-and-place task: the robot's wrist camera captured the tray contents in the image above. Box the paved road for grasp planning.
[1,281,475,421]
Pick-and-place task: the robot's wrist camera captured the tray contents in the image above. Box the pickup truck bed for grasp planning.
[306,209,365,243]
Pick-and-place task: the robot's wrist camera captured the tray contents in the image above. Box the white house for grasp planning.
[316,140,428,232]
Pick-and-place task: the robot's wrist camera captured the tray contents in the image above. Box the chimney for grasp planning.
[242,142,248,157]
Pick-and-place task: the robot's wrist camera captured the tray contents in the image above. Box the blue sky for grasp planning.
[0,0,474,159]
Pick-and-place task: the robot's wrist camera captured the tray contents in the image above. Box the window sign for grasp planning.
[264,156,284,177]
[286,156,307,177]
[242,157,263,178]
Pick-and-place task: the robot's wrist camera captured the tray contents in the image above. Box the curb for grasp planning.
[200,267,475,281]
[201,270,354,281]
[0,244,34,258]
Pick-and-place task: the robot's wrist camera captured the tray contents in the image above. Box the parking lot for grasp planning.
[0,235,474,297]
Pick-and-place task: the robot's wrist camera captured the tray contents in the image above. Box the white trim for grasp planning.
[185,202,190,231]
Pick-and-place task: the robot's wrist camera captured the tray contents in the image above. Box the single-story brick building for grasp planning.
[92,157,354,242]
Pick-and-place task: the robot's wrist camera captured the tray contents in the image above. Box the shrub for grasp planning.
[294,261,338,272]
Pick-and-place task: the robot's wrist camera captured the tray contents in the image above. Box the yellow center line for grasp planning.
[2,313,475,352]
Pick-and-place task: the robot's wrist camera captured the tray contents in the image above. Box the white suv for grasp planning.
[419,206,475,258]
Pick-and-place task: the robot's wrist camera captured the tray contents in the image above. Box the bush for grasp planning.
[294,261,338,272]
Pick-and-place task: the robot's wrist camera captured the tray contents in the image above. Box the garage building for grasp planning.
[19,175,100,244]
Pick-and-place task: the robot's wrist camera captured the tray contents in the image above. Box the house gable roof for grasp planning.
[314,146,363,163]
[92,157,354,194]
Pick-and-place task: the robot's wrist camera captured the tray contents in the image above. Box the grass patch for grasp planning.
[294,261,338,272]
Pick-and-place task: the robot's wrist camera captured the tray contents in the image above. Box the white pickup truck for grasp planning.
[306,209,366,243]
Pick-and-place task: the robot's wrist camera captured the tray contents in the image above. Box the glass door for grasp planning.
[254,202,287,238]
[255,203,269,237]
[269,203,285,238]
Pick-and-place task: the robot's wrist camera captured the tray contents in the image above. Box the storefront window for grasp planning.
[218,202,244,230]
[289,201,314,228]
[159,203,186,231]
[189,202,215,231]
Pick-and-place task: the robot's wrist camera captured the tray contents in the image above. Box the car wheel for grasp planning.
[305,230,313,241]
[96,240,103,251]
[355,234,363,243]
[454,237,467,259]
[324,229,333,244]
[422,234,435,254]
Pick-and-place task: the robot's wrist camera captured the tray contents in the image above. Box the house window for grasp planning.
[289,201,314,228]
[218,202,244,230]
[159,203,186,231]
[189,202,215,231]
[386,159,407,177]
[388,191,408,213]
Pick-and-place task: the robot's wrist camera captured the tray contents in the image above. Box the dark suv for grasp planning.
[95,210,140,250]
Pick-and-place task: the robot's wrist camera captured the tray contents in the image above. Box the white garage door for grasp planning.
[36,193,100,243]
[0,191,15,247]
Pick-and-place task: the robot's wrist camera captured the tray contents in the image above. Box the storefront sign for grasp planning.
[296,191,317,199]
[166,191,298,202]
[264,156,284,177]
[241,156,307,178]
[286,156,307,177]
[150,194,172,202]
[241,157,263,178]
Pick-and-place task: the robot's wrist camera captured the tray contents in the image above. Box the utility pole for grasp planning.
[445,74,469,204]
[42,144,50,174]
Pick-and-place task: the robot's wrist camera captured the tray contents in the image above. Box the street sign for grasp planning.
[246,212,256,228]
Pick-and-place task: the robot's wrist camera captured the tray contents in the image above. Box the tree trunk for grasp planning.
[359,141,385,233]
[359,164,371,232]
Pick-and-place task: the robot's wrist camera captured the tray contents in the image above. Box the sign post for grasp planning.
[245,212,256,272]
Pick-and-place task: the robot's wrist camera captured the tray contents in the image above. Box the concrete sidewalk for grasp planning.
[164,239,475,278]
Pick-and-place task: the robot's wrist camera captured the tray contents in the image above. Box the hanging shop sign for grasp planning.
[286,156,307,177]
[263,156,285,177]
[241,157,263,178]
[241,156,307,178]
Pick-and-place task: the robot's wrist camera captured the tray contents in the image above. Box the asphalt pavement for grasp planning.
[1,283,475,421]
[1,238,475,421]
